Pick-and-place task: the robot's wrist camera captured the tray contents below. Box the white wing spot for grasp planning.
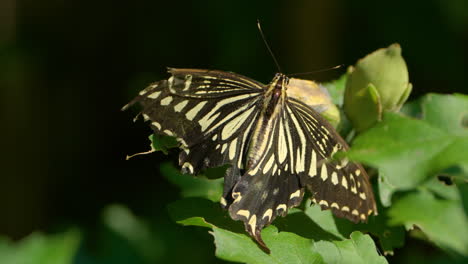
[185,101,207,121]
[359,192,367,200]
[232,192,242,203]
[308,150,317,177]
[236,210,250,219]
[341,206,350,212]
[220,197,227,207]
[142,114,150,121]
[262,209,273,222]
[248,215,257,233]
[221,107,255,140]
[262,155,275,174]
[278,121,287,163]
[212,134,218,141]
[319,200,329,206]
[320,164,328,181]
[272,163,278,175]
[229,138,237,160]
[221,143,228,154]
[341,177,348,189]
[276,204,287,212]
[160,96,173,106]
[139,83,157,95]
[331,172,339,185]
[295,147,305,173]
[163,129,173,136]
[174,100,188,112]
[151,122,161,130]
[147,91,161,99]
[199,112,220,132]
[289,190,301,199]
[182,162,194,174]
[352,209,359,216]
[331,203,339,209]
[360,214,366,221]
[350,175,357,194]
[355,169,361,176]
[331,144,340,156]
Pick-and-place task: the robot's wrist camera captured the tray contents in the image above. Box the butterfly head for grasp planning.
[266,73,289,98]
[261,73,289,116]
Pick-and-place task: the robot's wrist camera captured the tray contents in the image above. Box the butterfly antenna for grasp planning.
[257,19,282,73]
[288,64,344,77]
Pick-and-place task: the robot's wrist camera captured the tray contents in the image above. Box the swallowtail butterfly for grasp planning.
[124,68,377,251]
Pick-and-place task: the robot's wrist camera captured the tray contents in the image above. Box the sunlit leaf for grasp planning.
[168,197,388,264]
[348,94,467,195]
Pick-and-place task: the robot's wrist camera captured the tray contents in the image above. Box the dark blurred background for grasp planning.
[1,0,467,263]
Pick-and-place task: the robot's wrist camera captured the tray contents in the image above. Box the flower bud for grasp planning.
[288,78,341,127]
[344,44,412,132]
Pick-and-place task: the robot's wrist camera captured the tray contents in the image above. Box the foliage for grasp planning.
[2,52,467,264]
[157,91,468,262]
[0,230,80,264]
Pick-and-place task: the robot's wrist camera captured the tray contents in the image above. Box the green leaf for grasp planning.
[314,232,388,264]
[348,112,446,188]
[212,226,324,264]
[377,171,396,207]
[346,93,468,255]
[388,189,468,256]
[348,95,468,191]
[149,134,178,154]
[420,93,468,136]
[0,229,81,264]
[168,198,388,264]
[160,162,223,202]
[303,203,404,255]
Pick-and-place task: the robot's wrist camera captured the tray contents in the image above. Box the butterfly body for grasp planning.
[246,73,286,171]
[124,68,377,251]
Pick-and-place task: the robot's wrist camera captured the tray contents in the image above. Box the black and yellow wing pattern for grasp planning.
[124,68,377,251]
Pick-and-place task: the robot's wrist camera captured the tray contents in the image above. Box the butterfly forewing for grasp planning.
[124,68,264,201]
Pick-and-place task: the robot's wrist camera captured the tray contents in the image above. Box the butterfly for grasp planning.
[123,68,377,251]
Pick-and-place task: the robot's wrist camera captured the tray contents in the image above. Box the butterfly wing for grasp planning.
[227,94,377,249]
[287,97,377,222]
[227,105,305,249]
[124,68,264,202]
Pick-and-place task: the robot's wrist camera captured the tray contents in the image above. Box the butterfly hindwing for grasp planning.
[287,98,377,222]
[228,108,305,247]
